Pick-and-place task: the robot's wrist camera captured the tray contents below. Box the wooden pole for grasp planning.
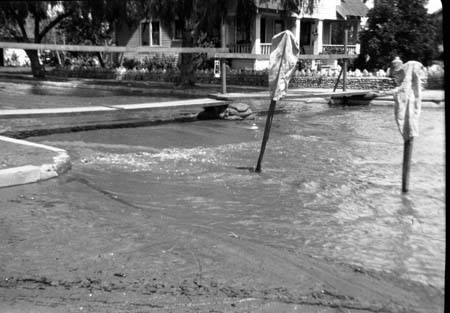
[402,138,414,193]
[222,61,227,94]
[333,67,343,92]
[221,19,227,94]
[343,25,348,91]
[255,99,277,173]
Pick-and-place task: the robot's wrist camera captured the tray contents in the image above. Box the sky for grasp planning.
[426,0,442,13]
[364,0,442,12]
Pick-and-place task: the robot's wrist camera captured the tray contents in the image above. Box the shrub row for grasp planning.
[50,66,444,90]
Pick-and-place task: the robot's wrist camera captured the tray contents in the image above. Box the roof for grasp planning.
[336,0,368,18]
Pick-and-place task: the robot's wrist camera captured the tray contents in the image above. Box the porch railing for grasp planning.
[260,43,271,55]
[228,43,271,55]
[322,44,357,55]
[228,43,252,54]
[228,43,357,56]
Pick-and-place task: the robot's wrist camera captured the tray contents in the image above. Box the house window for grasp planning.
[236,17,250,43]
[274,20,284,35]
[141,21,150,46]
[300,21,312,46]
[331,22,342,45]
[141,20,161,46]
[174,20,183,40]
[151,21,160,46]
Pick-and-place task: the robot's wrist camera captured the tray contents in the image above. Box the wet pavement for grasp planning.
[30,103,445,288]
[0,78,445,312]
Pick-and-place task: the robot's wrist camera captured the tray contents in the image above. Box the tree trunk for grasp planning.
[25,49,46,78]
[97,52,106,68]
[179,30,196,86]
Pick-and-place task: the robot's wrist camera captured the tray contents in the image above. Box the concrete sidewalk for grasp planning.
[0,135,71,188]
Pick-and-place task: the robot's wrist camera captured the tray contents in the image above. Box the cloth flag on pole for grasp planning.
[393,60,424,140]
[269,30,299,101]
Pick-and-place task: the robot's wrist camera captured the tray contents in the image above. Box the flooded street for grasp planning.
[0,81,197,109]
[31,102,445,289]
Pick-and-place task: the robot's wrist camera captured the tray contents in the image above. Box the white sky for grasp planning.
[427,0,442,13]
[364,0,442,13]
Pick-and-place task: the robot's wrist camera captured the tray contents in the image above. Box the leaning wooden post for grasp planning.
[255,99,277,173]
[333,67,343,92]
[221,19,227,94]
[402,138,414,192]
[342,23,348,91]
[255,30,299,173]
[391,58,423,193]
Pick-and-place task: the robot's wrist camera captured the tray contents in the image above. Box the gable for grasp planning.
[336,0,368,18]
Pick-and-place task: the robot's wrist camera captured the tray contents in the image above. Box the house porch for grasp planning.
[225,14,361,71]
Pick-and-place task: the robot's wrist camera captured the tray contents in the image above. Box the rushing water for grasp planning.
[33,102,445,288]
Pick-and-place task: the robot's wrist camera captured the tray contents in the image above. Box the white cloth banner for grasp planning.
[393,61,424,140]
[269,30,299,101]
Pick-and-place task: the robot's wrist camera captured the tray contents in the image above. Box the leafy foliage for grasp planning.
[0,2,79,42]
[57,1,148,67]
[356,0,439,70]
[0,1,81,76]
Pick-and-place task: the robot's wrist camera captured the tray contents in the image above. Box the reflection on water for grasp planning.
[36,104,445,288]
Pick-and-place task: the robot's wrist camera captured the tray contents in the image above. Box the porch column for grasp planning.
[295,18,301,45]
[221,18,227,48]
[221,18,227,94]
[313,19,323,54]
[354,21,361,54]
[253,13,262,54]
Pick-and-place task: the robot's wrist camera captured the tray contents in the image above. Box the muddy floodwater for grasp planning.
[31,101,445,290]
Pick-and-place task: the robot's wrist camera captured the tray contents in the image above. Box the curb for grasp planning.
[0,136,71,188]
[0,98,228,119]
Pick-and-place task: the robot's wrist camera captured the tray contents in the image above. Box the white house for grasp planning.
[224,0,368,70]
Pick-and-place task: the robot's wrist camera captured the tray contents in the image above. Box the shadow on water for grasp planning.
[235,166,257,172]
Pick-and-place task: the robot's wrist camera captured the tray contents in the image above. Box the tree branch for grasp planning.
[7,4,29,41]
[37,10,73,43]
[34,9,40,42]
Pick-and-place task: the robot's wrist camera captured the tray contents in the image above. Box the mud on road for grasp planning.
[0,173,443,313]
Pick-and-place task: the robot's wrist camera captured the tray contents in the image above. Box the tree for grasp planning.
[356,0,439,70]
[147,0,318,86]
[58,0,146,68]
[0,1,81,77]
